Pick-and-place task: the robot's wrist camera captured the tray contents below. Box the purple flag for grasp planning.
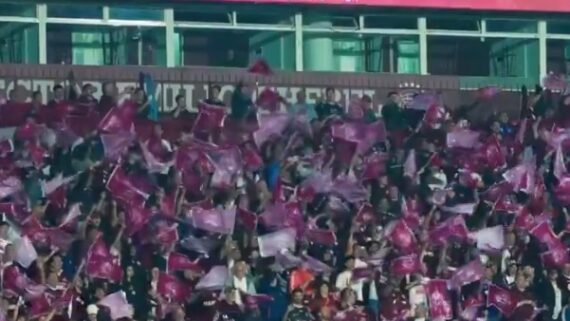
[188,206,236,235]
[449,259,485,289]
[257,228,297,257]
[301,255,332,274]
[542,73,567,91]
[472,225,504,252]
[195,266,228,290]
[98,291,133,320]
[253,113,291,147]
[447,130,480,149]
[554,146,567,180]
[408,92,441,111]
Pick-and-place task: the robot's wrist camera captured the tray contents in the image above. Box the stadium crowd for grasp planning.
[0,62,570,321]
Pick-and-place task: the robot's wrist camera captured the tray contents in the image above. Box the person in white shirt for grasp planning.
[227,260,256,305]
[335,256,364,302]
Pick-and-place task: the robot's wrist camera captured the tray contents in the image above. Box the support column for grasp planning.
[37,4,47,64]
[303,18,334,71]
[165,8,175,67]
[538,20,547,79]
[294,13,303,71]
[418,17,428,75]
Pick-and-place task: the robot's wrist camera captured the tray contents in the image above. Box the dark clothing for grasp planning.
[204,98,225,107]
[285,305,313,321]
[381,102,407,131]
[315,101,344,121]
[231,89,253,120]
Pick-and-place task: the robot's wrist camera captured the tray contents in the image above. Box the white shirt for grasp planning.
[335,270,364,301]
[552,281,563,319]
[233,275,248,306]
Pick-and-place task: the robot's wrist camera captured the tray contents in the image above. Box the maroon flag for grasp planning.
[513,208,536,230]
[487,284,518,316]
[167,252,202,273]
[154,221,180,246]
[352,266,376,281]
[86,238,123,282]
[360,152,387,181]
[386,219,417,253]
[541,245,569,268]
[449,259,485,289]
[390,254,422,276]
[331,121,386,154]
[243,293,274,308]
[430,215,469,245]
[192,102,227,134]
[482,136,506,169]
[157,273,190,302]
[98,103,135,133]
[304,228,337,246]
[425,279,453,321]
[106,166,151,208]
[125,206,152,236]
[257,88,284,112]
[503,163,534,193]
[423,103,447,129]
[333,137,358,166]
[2,264,37,297]
[237,207,257,231]
[247,59,273,76]
[241,146,264,171]
[29,292,52,319]
[530,221,560,250]
[402,198,421,229]
[355,203,376,224]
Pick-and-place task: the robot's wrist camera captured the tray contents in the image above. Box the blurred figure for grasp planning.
[283,288,313,321]
[204,84,225,106]
[315,87,344,121]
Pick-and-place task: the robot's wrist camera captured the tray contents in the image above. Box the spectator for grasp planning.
[172,94,190,118]
[290,89,317,121]
[99,82,118,116]
[284,289,313,321]
[47,84,65,109]
[204,84,225,106]
[315,87,344,121]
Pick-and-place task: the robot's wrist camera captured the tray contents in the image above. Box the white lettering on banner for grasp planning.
[32,80,53,100]
[181,84,196,112]
[0,79,383,113]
